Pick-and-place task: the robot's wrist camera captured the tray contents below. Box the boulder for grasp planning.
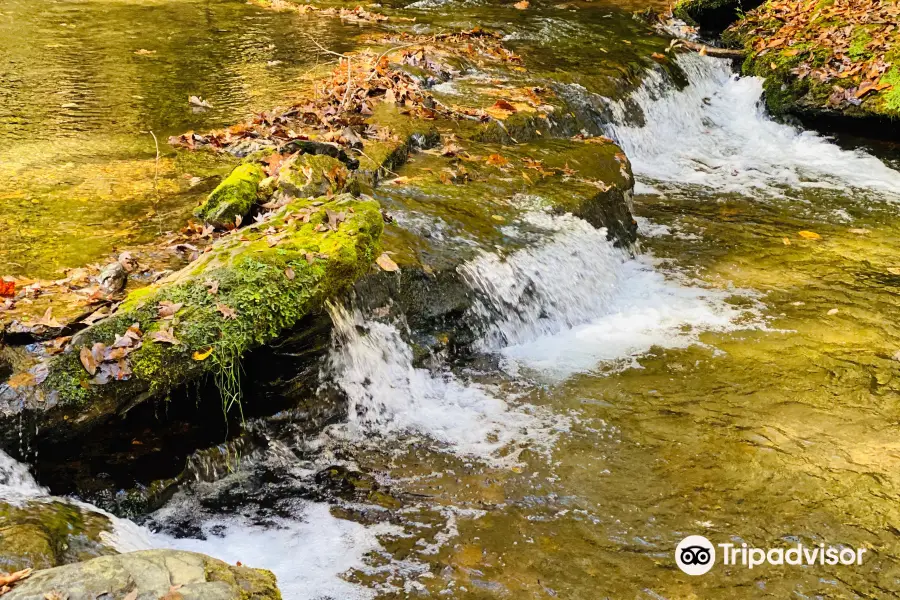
[1,549,281,600]
[725,0,900,131]
[194,163,266,229]
[0,500,115,573]
[0,193,383,451]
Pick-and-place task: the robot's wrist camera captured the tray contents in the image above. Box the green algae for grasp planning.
[0,500,115,572]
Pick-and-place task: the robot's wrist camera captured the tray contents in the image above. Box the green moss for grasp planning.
[880,64,900,113]
[194,163,265,228]
[848,28,874,60]
[0,500,115,572]
[205,558,282,600]
[278,154,349,198]
[37,193,383,429]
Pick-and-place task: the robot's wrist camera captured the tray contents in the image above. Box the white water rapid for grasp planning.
[604,53,900,198]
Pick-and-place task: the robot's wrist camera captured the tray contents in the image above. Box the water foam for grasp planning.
[326,303,565,462]
[150,501,397,600]
[604,54,900,198]
[461,212,756,379]
[0,449,46,502]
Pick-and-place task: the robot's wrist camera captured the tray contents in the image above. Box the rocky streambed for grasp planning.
[3,0,900,598]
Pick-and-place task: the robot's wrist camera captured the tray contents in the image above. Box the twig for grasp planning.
[366,42,423,82]
[674,39,745,59]
[148,130,162,233]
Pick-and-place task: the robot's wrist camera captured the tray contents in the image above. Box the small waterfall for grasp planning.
[0,449,46,502]
[326,303,563,462]
[603,53,900,198]
[461,211,756,378]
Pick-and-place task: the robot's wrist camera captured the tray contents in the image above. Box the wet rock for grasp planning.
[194,163,266,229]
[0,500,116,573]
[0,193,383,453]
[1,549,281,600]
[277,153,353,199]
[98,262,127,296]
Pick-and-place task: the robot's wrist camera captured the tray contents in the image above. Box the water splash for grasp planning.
[0,449,46,502]
[461,211,758,379]
[326,303,565,462]
[604,54,900,198]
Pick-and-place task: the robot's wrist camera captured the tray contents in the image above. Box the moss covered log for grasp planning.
[0,193,382,447]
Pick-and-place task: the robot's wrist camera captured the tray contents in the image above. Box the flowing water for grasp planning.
[4,1,900,599]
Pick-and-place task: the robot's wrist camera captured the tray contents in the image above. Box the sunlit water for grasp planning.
[0,0,357,277]
[4,3,900,600]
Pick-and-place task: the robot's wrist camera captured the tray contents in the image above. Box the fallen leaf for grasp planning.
[887,267,900,275]
[798,230,821,239]
[157,301,184,320]
[188,95,213,109]
[490,99,517,113]
[782,237,791,245]
[6,372,36,389]
[80,346,98,375]
[376,253,400,272]
[0,280,15,298]
[43,590,68,600]
[134,49,156,56]
[150,327,181,345]
[827,308,839,315]
[486,154,509,167]
[0,568,32,587]
[216,303,238,320]
[192,347,214,361]
[123,589,138,600]
[205,279,220,295]
[514,0,529,8]
[285,267,295,280]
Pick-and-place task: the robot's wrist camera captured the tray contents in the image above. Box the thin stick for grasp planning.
[148,130,162,232]
[366,42,422,82]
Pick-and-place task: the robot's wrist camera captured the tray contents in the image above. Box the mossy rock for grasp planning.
[278,153,353,198]
[673,0,763,35]
[0,193,383,450]
[0,500,116,572]
[194,163,266,229]
[1,549,281,600]
[725,0,900,130]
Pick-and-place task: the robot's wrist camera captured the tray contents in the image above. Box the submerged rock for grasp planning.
[0,193,383,452]
[1,549,281,600]
[194,163,266,229]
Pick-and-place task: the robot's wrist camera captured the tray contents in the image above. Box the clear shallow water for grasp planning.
[0,0,358,277]
[4,3,900,600]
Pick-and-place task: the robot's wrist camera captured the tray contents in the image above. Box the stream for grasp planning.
[4,0,900,598]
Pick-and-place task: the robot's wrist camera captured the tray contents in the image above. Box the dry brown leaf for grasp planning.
[157,300,184,320]
[285,267,295,280]
[205,279,220,295]
[0,568,32,587]
[216,303,238,320]
[798,230,821,239]
[6,372,36,389]
[514,0,529,8]
[376,253,400,272]
[150,327,181,345]
[486,154,509,167]
[80,346,98,375]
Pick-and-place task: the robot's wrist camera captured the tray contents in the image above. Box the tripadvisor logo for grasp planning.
[675,535,867,576]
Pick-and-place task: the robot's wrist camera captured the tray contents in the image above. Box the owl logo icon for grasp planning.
[676,535,716,575]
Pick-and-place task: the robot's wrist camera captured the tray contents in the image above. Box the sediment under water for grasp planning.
[4,9,900,600]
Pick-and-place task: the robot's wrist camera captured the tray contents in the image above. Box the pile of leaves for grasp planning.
[79,322,143,384]
[169,29,526,156]
[731,0,899,109]
[255,0,390,23]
